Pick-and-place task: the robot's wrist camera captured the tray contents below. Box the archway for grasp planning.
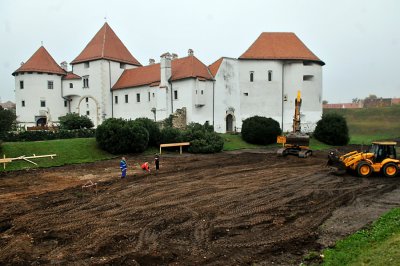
[36,117,47,126]
[226,114,233,132]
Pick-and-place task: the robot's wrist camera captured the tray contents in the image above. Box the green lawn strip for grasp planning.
[0,138,115,171]
[221,133,265,151]
[322,208,400,266]
[310,138,332,151]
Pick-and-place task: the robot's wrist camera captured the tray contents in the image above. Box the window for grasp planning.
[83,76,89,88]
[21,100,25,107]
[20,80,24,89]
[86,111,90,116]
[196,90,198,94]
[84,62,90,68]
[120,63,126,69]
[268,70,272,81]
[115,95,118,104]
[201,90,204,95]
[69,83,73,88]
[64,100,68,107]
[148,92,151,101]
[250,71,254,82]
[40,100,46,107]
[125,94,129,103]
[86,97,89,103]
[48,81,54,89]
[136,93,141,102]
[244,93,249,96]
[152,93,155,97]
[303,75,314,81]
[174,90,178,100]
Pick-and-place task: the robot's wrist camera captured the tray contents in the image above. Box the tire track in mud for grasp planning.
[2,151,400,265]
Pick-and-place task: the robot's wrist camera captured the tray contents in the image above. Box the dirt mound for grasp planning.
[1,151,399,265]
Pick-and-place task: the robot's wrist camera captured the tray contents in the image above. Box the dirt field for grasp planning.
[1,149,400,265]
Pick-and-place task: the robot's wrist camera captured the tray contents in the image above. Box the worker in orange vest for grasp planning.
[141,162,151,174]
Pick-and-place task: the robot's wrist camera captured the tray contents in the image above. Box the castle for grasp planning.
[13,23,324,133]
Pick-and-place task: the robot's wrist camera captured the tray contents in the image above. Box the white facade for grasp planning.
[15,72,67,126]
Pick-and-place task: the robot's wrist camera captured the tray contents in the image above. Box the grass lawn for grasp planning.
[323,208,400,266]
[221,133,276,151]
[0,138,115,171]
[324,105,400,144]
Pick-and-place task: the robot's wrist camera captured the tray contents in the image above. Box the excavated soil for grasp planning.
[1,150,400,265]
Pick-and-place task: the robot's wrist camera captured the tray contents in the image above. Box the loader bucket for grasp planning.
[327,151,346,175]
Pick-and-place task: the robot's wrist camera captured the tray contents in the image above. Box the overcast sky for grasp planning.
[1,0,399,103]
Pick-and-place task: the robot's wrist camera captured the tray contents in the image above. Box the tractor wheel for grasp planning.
[356,162,373,177]
[383,163,399,177]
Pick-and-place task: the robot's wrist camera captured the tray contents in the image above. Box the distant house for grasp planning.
[323,102,362,109]
[13,23,324,132]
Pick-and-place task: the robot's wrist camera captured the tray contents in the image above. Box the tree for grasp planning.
[322,100,328,105]
[58,113,94,129]
[0,106,16,136]
[352,98,360,103]
[365,94,378,100]
[314,113,349,145]
[132,117,161,147]
[241,116,281,145]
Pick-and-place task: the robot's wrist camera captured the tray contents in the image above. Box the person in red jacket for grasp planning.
[141,162,151,174]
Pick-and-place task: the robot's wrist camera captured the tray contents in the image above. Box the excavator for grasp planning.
[277,90,312,158]
[328,141,400,177]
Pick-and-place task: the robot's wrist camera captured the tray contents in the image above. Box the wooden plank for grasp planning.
[160,142,190,148]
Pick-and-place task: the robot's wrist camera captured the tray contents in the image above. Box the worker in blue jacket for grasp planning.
[120,157,127,178]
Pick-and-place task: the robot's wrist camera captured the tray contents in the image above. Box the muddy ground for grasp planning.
[1,149,400,265]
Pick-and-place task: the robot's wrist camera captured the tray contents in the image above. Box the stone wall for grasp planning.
[172,107,187,129]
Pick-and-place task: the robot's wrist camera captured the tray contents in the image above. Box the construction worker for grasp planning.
[154,154,160,175]
[120,157,127,178]
[141,162,151,174]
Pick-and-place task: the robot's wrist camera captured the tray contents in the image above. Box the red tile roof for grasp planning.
[208,57,224,77]
[113,56,214,90]
[239,32,324,65]
[63,72,81,80]
[71,23,141,66]
[12,46,67,76]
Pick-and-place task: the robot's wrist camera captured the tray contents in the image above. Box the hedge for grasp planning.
[3,129,96,142]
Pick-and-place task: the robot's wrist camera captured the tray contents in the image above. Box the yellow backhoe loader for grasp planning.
[328,141,399,177]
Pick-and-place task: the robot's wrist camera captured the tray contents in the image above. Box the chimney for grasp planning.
[60,61,68,71]
[149,58,155,65]
[20,61,24,66]
[188,49,194,56]
[160,52,171,88]
[172,53,178,60]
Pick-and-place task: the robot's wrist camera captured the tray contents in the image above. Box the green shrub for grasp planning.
[0,106,16,137]
[3,129,95,142]
[241,116,281,145]
[58,113,94,129]
[132,117,161,147]
[189,131,224,153]
[314,113,349,145]
[95,118,149,154]
[159,127,183,144]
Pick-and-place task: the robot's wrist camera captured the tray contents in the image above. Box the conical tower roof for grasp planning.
[12,46,66,76]
[71,23,141,66]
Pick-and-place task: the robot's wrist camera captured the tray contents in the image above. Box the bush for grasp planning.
[3,129,96,142]
[0,106,16,137]
[96,118,149,154]
[183,122,223,153]
[58,113,94,130]
[241,116,281,145]
[314,113,349,145]
[159,127,183,144]
[132,117,161,147]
